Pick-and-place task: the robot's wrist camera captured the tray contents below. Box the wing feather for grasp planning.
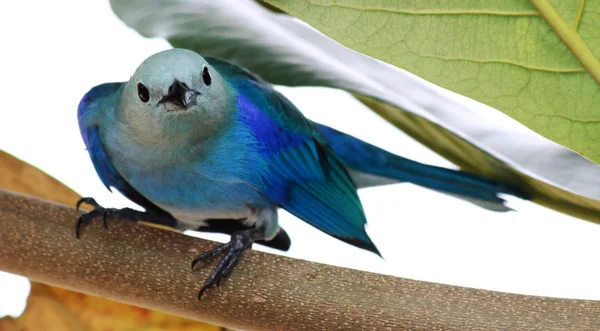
[210,58,379,254]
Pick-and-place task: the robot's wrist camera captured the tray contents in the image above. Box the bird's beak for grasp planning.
[159,80,199,111]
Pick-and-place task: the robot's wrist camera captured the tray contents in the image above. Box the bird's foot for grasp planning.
[191,231,253,300]
[75,197,143,238]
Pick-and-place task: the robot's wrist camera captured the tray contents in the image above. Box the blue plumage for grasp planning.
[218,57,377,252]
[76,49,527,298]
[314,124,529,210]
[78,83,129,196]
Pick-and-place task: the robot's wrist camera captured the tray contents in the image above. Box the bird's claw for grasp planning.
[76,197,102,212]
[76,197,106,238]
[191,232,253,300]
[75,197,123,238]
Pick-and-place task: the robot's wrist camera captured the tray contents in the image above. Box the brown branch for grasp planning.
[1,189,599,330]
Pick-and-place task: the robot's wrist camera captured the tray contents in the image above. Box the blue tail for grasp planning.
[314,123,529,211]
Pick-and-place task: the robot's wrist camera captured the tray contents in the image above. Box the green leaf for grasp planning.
[110,0,600,223]
[265,0,600,164]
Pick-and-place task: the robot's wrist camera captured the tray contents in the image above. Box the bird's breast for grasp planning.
[104,119,270,228]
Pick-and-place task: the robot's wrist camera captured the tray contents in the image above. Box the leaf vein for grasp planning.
[572,0,585,31]
[530,0,600,85]
[406,53,584,73]
[552,114,600,124]
[305,1,539,17]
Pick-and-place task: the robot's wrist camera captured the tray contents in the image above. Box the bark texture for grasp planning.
[1,189,600,330]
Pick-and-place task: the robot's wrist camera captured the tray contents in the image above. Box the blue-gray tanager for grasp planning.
[76,49,528,299]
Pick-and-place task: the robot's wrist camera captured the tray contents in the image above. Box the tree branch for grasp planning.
[1,189,599,330]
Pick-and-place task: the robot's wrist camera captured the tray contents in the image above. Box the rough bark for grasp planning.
[1,189,600,330]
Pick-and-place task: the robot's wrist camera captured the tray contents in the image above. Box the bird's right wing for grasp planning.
[78,83,170,213]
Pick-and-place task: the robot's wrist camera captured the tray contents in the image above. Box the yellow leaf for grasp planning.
[0,150,221,331]
[0,150,80,206]
[0,283,221,331]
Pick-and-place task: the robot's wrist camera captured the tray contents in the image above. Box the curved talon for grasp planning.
[74,200,174,240]
[103,211,109,229]
[197,252,234,299]
[76,199,84,212]
[198,284,211,301]
[192,232,253,300]
[76,197,100,212]
[74,197,111,239]
[75,214,88,239]
[75,208,105,239]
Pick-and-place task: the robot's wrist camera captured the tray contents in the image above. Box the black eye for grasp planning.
[202,67,211,86]
[137,83,149,103]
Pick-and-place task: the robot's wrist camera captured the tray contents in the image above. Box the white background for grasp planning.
[2,0,600,318]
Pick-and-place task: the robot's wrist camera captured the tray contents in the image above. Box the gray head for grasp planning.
[118,49,229,146]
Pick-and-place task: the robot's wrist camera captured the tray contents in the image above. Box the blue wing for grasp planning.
[208,57,379,254]
[78,83,166,213]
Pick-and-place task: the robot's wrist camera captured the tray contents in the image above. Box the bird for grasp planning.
[76,48,528,299]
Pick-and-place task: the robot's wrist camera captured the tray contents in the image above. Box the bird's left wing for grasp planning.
[208,57,378,254]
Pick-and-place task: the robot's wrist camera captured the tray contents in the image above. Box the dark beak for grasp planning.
[159,80,199,111]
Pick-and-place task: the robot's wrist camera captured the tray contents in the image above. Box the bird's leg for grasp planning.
[191,206,278,300]
[75,197,177,238]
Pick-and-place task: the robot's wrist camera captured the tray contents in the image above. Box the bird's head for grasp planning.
[119,48,229,146]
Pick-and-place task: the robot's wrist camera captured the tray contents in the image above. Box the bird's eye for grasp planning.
[203,67,211,86]
[137,83,149,103]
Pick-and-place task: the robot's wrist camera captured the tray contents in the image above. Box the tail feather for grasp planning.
[314,123,529,211]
